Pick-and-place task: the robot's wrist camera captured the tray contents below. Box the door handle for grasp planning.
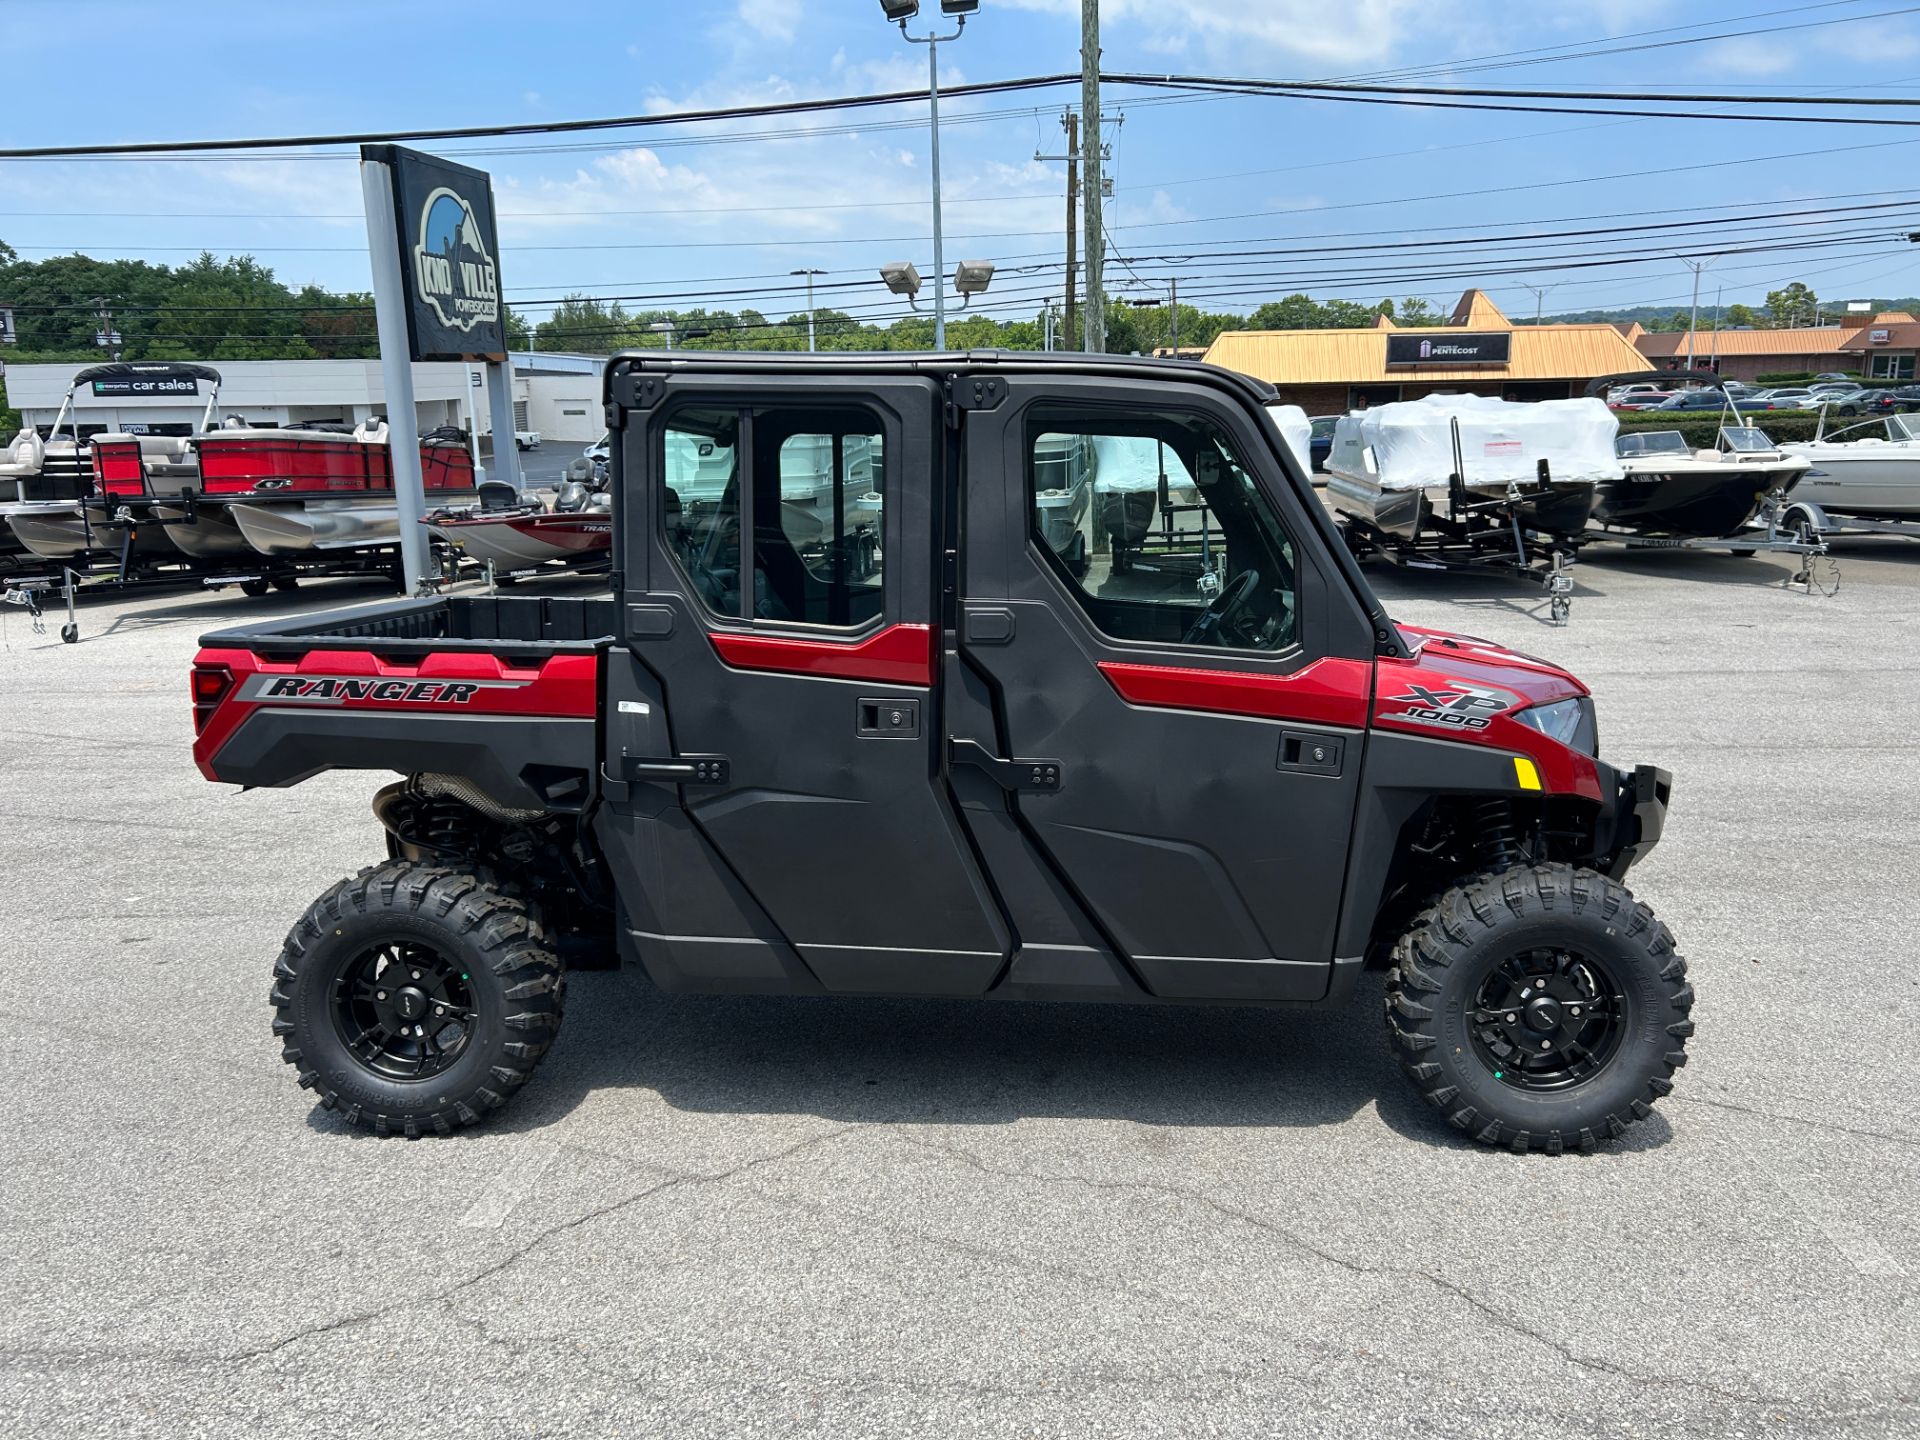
[949,738,1063,792]
[1277,731,1343,776]
[607,754,731,785]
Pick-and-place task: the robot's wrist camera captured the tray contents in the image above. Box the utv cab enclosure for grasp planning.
[192,352,1691,1151]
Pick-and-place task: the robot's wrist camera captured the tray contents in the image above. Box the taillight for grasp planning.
[191,664,234,733]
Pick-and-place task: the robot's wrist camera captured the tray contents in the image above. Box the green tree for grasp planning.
[1247,294,1322,330]
[1396,296,1439,327]
[1765,282,1818,329]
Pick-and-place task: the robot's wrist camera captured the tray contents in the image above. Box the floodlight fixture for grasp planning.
[940,0,980,14]
[878,0,920,21]
[953,260,995,298]
[880,262,923,298]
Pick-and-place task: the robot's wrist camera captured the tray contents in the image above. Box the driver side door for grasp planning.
[954,376,1376,1002]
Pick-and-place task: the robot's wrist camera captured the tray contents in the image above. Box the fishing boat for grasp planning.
[1581,374,1808,538]
[426,476,613,573]
[1325,394,1610,541]
[1778,412,1920,521]
[1602,427,1810,537]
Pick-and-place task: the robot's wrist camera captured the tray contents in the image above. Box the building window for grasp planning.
[661,404,886,629]
[1868,353,1916,380]
[1026,404,1297,653]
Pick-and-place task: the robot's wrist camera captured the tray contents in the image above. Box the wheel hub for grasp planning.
[1469,948,1626,1092]
[1523,995,1564,1032]
[331,941,477,1082]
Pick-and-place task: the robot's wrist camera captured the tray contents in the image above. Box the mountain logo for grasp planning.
[411,187,499,334]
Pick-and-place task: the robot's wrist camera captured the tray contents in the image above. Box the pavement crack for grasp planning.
[1673,1093,1920,1150]
[223,1123,857,1365]
[891,1132,1783,1410]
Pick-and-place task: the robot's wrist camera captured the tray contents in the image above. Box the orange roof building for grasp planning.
[1201,289,1652,413]
[1634,325,1855,382]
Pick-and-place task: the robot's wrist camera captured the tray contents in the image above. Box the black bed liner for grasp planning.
[200,593,618,656]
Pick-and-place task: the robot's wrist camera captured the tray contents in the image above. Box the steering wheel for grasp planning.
[1183,568,1261,646]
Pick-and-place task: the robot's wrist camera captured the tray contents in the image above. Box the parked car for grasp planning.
[1756,388,1819,409]
[1608,391,1675,411]
[584,432,610,465]
[1308,414,1337,473]
[1651,390,1735,412]
[1810,372,1856,384]
[1868,385,1920,414]
[1810,388,1876,416]
[515,430,543,451]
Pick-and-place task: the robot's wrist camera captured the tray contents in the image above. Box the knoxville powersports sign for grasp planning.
[1385,332,1513,366]
[363,143,507,361]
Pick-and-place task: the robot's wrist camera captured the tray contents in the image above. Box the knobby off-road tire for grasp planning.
[1385,863,1693,1154]
[270,862,564,1136]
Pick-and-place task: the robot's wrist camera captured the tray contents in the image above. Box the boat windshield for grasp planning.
[1893,413,1920,443]
[1615,430,1691,458]
[1719,427,1778,454]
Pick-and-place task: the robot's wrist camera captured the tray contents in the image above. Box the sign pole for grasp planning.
[484,357,522,492]
[359,155,434,593]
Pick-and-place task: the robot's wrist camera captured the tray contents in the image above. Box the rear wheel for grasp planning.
[239,578,271,598]
[269,862,564,1136]
[1385,864,1693,1153]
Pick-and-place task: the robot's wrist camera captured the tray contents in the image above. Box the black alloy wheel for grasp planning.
[271,862,564,1136]
[1467,947,1626,1093]
[1386,864,1693,1153]
[331,939,478,1082]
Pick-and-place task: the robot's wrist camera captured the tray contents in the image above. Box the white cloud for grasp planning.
[736,0,799,44]
[995,0,1432,65]
[1697,37,1795,77]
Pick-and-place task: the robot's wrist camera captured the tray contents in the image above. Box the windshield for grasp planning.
[1720,427,1778,453]
[1616,431,1691,458]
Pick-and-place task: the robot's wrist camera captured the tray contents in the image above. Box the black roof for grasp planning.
[603,348,1278,406]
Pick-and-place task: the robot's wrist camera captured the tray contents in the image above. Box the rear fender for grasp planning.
[191,645,600,814]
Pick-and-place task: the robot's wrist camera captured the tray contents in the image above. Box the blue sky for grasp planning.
[3,0,1920,327]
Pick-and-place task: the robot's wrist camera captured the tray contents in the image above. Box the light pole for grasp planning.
[1678,256,1710,371]
[790,268,824,351]
[652,319,675,351]
[881,1,978,350]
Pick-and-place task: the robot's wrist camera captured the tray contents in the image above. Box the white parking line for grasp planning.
[459,1138,562,1229]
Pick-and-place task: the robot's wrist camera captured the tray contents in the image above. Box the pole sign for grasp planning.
[361,143,506,361]
[1385,333,1513,366]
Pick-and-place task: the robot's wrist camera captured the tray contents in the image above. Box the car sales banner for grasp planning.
[361,144,507,362]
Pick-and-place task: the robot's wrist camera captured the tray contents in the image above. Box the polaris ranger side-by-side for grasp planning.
[191,353,1690,1152]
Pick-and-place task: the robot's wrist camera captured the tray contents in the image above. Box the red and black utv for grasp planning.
[191,353,1690,1152]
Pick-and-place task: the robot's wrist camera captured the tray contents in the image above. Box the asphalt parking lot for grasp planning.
[2,540,1917,1439]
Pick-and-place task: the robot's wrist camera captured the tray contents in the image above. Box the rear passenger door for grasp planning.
[952,375,1377,1002]
[600,374,1009,996]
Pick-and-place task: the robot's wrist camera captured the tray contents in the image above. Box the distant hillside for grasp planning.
[1536,299,1920,327]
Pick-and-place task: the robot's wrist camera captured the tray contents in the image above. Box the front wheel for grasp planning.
[1385,865,1693,1153]
[269,862,564,1136]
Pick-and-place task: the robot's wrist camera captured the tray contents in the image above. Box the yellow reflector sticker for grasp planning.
[1513,756,1543,791]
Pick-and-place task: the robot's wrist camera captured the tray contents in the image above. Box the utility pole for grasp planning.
[1169,275,1178,354]
[1680,257,1707,371]
[790,268,823,351]
[1035,109,1080,348]
[1080,0,1104,353]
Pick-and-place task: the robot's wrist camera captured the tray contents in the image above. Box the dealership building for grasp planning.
[1632,312,1920,382]
[3,350,605,447]
[1201,290,1654,413]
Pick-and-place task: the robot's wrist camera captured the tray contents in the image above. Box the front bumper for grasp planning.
[1597,762,1671,879]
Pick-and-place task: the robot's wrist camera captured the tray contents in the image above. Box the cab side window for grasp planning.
[1027,404,1298,652]
[662,403,886,630]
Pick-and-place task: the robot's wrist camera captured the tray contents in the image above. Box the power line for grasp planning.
[0,75,1082,160]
